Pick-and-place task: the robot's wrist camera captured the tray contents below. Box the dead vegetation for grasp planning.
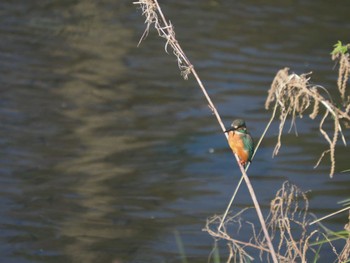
[209,45,350,261]
[204,182,350,263]
[265,49,350,177]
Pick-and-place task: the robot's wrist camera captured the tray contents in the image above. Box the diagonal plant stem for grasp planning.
[134,1,278,262]
[310,206,350,226]
[152,0,227,133]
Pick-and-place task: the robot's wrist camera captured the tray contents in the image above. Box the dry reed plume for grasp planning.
[266,182,316,262]
[332,45,350,106]
[135,0,192,79]
[204,182,350,263]
[265,53,350,177]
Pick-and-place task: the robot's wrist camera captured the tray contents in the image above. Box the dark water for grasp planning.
[0,0,349,262]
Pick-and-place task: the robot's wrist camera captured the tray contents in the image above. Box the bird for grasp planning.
[224,119,254,168]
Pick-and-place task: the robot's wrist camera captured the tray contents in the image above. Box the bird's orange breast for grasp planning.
[228,131,249,164]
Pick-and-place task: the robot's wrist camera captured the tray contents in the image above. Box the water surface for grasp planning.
[0,0,349,262]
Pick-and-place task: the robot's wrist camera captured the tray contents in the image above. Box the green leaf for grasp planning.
[331,40,349,55]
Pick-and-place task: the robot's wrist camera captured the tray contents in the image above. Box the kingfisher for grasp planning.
[224,119,254,168]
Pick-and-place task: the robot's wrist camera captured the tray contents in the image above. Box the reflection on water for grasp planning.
[0,0,349,262]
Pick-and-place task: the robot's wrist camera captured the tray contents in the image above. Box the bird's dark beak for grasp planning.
[224,125,241,133]
[224,127,235,133]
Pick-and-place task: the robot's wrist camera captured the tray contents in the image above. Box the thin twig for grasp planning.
[310,206,350,225]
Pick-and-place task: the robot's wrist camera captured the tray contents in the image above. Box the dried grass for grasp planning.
[265,63,350,177]
[265,182,317,262]
[134,0,192,79]
[204,182,350,263]
[332,50,350,105]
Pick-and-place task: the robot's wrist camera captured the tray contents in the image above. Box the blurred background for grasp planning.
[0,0,349,262]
